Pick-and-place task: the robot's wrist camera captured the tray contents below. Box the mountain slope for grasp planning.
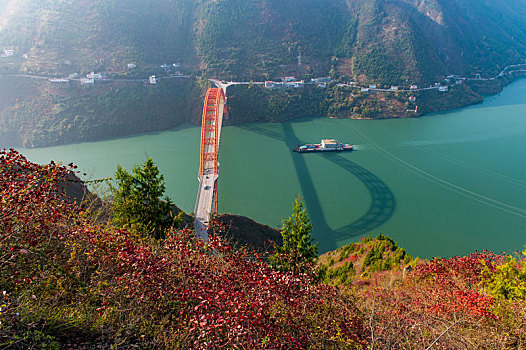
[0,0,197,74]
[196,0,526,83]
[1,0,526,147]
[1,0,525,82]
[194,0,349,79]
[396,0,526,77]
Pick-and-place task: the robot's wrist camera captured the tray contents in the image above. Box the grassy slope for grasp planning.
[318,234,414,287]
[318,234,526,348]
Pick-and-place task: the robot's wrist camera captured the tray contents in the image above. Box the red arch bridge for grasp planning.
[194,87,227,240]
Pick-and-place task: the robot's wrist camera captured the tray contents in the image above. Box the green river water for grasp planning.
[18,79,526,258]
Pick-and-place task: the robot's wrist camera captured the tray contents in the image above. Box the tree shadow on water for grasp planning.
[237,122,396,251]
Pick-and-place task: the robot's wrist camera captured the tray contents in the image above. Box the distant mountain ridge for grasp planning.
[1,0,525,84]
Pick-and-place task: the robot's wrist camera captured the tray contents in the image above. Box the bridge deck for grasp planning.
[194,88,226,240]
[194,173,219,239]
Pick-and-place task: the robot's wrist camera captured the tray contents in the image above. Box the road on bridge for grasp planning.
[194,87,226,240]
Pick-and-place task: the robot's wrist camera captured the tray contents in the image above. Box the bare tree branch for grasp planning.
[425,319,464,350]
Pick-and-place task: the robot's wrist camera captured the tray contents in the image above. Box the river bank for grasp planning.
[1,71,525,149]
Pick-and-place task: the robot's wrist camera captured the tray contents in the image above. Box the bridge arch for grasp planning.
[194,88,227,239]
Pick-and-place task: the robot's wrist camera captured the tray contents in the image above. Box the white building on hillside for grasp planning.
[1,49,14,57]
[80,78,94,85]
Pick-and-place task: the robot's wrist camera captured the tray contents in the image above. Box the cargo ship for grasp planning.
[293,139,353,153]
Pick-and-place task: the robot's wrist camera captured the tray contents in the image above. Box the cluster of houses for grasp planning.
[264,76,331,90]
[349,81,450,93]
[333,80,452,105]
[43,62,455,99]
[358,84,399,92]
[160,63,183,76]
[428,82,448,91]
[46,65,169,88]
[446,74,466,86]
[48,71,112,87]
[79,71,110,85]
[0,49,14,58]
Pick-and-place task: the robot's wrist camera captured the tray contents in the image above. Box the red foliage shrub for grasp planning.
[412,253,503,319]
[0,150,368,349]
[360,252,515,348]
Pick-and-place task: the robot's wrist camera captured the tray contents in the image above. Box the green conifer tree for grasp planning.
[110,157,173,238]
[271,196,318,274]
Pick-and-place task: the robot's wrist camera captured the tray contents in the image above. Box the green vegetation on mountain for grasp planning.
[226,84,327,124]
[2,0,526,82]
[318,233,414,286]
[195,0,348,80]
[270,196,318,275]
[0,77,203,148]
[317,234,526,349]
[110,157,177,239]
[225,79,486,123]
[0,0,196,75]
[1,0,526,147]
